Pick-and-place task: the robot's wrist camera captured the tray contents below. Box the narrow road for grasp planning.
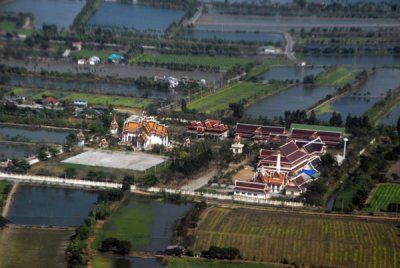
[180,169,217,191]
[1,182,18,218]
[283,32,296,62]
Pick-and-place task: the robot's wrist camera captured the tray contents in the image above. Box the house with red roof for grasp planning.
[42,96,60,107]
[235,123,288,143]
[256,138,325,193]
[234,180,269,199]
[290,123,345,146]
[187,119,228,138]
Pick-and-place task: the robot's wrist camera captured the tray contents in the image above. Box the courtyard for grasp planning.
[62,150,166,171]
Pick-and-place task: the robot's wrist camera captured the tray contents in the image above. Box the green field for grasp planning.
[0,22,32,35]
[132,54,254,70]
[188,82,284,113]
[92,255,112,268]
[316,67,354,86]
[315,102,334,114]
[92,197,156,250]
[194,207,400,268]
[11,88,152,108]
[366,183,400,212]
[167,258,284,268]
[247,58,291,78]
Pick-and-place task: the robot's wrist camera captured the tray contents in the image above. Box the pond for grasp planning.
[184,30,283,43]
[7,75,169,99]
[7,185,98,226]
[245,84,335,118]
[88,2,185,33]
[0,124,74,144]
[0,228,72,268]
[260,66,324,81]
[95,195,191,252]
[0,0,85,29]
[303,55,400,66]
[0,142,38,160]
[317,68,400,121]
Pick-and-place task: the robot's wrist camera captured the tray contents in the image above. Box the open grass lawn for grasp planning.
[366,183,400,212]
[11,88,152,108]
[92,255,112,268]
[315,102,334,114]
[188,82,283,113]
[92,197,155,250]
[315,67,354,86]
[194,207,400,268]
[0,22,32,35]
[132,54,254,70]
[167,258,284,268]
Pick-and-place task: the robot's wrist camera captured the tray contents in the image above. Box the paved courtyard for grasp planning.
[62,150,166,171]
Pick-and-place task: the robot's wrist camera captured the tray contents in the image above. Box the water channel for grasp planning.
[0,142,38,160]
[89,2,185,33]
[0,0,85,29]
[0,124,74,144]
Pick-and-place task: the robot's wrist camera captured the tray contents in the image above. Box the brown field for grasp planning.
[193,207,400,268]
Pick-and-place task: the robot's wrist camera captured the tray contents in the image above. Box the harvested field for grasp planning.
[193,207,400,268]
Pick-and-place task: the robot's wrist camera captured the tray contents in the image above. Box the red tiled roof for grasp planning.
[280,141,299,157]
[236,181,266,190]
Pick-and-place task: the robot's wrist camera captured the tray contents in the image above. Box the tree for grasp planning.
[397,116,400,136]
[48,146,60,157]
[37,150,49,161]
[308,110,317,124]
[301,180,327,206]
[0,216,8,228]
[65,167,77,178]
[11,158,30,174]
[122,175,134,192]
[229,102,244,119]
[181,99,188,112]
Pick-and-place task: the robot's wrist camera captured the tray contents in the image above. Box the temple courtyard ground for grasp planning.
[62,150,166,171]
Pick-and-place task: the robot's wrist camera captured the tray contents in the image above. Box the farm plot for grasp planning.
[315,67,354,86]
[188,82,284,113]
[193,208,400,268]
[167,258,284,268]
[133,54,254,70]
[366,183,400,212]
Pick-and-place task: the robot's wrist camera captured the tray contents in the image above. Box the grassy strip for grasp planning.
[194,207,400,267]
[167,258,285,268]
[315,67,354,86]
[315,102,334,114]
[366,183,400,212]
[247,58,290,78]
[0,181,12,206]
[187,82,285,113]
[72,0,102,28]
[11,88,152,108]
[365,88,400,126]
[0,22,33,35]
[132,53,254,70]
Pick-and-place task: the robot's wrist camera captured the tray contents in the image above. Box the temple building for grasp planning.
[121,112,168,149]
[235,123,287,143]
[187,119,228,138]
[290,123,345,146]
[110,114,119,135]
[256,138,325,193]
[234,180,269,199]
[231,134,244,155]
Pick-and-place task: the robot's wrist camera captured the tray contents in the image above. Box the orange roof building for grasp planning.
[121,112,168,149]
[187,119,228,138]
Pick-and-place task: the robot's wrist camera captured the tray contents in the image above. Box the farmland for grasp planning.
[11,88,152,108]
[188,82,285,113]
[315,67,354,86]
[167,258,285,268]
[366,183,400,212]
[193,207,400,268]
[132,54,254,70]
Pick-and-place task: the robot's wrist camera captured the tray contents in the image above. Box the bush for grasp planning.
[99,237,131,255]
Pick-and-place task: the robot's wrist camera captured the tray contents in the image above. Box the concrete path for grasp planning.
[1,182,18,218]
[180,169,217,191]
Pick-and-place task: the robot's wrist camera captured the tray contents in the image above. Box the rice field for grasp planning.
[366,183,400,212]
[316,67,354,86]
[193,207,400,268]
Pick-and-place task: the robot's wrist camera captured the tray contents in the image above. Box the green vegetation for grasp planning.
[11,88,152,108]
[167,258,284,268]
[194,207,400,267]
[315,67,354,86]
[72,0,102,28]
[0,22,32,35]
[92,255,112,268]
[366,183,400,212]
[315,102,334,114]
[246,58,290,79]
[366,89,400,126]
[0,181,12,206]
[93,196,156,250]
[133,54,254,70]
[188,82,285,113]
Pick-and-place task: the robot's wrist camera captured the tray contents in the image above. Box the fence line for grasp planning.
[0,173,303,207]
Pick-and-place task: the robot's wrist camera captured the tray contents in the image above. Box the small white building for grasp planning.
[88,56,100,65]
[73,100,88,107]
[77,59,85,65]
[231,134,244,155]
[77,130,85,147]
[167,76,179,88]
[234,180,269,199]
